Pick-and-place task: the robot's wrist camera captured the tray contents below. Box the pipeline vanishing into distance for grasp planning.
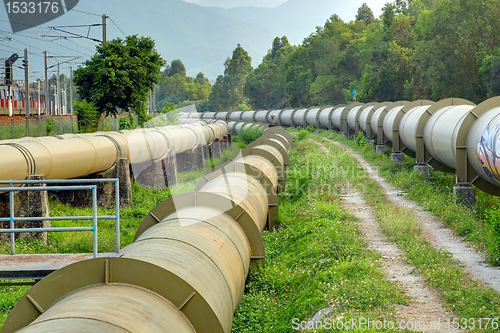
[192,96,500,199]
[1,126,293,333]
[0,120,229,188]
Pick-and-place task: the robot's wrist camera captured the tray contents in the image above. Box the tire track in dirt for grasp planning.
[310,139,462,332]
[321,137,500,293]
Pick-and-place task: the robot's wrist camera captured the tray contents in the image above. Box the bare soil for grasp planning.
[311,139,466,332]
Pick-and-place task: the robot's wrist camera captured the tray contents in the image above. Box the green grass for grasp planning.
[324,131,499,260]
[311,133,500,332]
[233,139,409,332]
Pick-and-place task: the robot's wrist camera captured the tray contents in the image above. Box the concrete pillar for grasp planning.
[117,158,132,206]
[50,158,133,207]
[135,151,178,189]
[376,144,387,154]
[161,150,178,187]
[414,164,431,177]
[176,144,206,173]
[391,153,404,165]
[25,175,50,244]
[211,139,222,159]
[453,185,475,207]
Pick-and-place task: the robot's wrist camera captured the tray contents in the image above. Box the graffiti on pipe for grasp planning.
[478,124,500,182]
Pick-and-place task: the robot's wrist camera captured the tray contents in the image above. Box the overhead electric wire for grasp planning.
[108,17,126,37]
[53,3,101,17]
[0,29,92,57]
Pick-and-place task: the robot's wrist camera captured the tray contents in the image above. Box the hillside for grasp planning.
[0,0,376,80]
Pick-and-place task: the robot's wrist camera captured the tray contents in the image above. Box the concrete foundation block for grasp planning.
[211,140,222,159]
[176,144,206,173]
[453,186,475,207]
[135,151,178,189]
[376,144,387,154]
[51,158,133,207]
[391,153,404,165]
[414,164,431,177]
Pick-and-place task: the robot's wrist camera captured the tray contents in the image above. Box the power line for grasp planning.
[109,17,126,37]
[53,3,101,17]
[0,29,92,57]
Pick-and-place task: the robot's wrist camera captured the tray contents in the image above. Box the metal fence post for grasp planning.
[115,179,120,252]
[92,186,98,258]
[9,182,15,255]
[10,118,14,139]
[60,115,63,134]
[25,117,28,137]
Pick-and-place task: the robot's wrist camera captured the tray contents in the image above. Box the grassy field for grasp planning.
[311,131,500,332]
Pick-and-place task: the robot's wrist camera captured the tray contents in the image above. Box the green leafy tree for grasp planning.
[210,44,252,110]
[167,59,187,77]
[73,35,165,126]
[356,3,375,25]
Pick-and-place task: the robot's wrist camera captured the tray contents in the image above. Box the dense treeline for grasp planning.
[156,59,214,112]
[236,0,500,110]
[157,0,500,112]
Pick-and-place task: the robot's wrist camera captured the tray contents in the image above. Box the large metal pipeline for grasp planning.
[0,121,228,186]
[1,127,290,333]
[200,96,500,197]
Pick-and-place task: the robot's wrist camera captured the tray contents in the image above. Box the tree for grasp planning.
[244,60,283,109]
[356,3,374,25]
[167,59,186,77]
[209,44,252,110]
[73,35,165,125]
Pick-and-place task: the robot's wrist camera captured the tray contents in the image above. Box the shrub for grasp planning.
[355,131,369,147]
[46,117,57,135]
[485,207,500,265]
[239,125,264,144]
[298,129,309,140]
[306,125,315,132]
[74,99,99,133]
[119,116,134,130]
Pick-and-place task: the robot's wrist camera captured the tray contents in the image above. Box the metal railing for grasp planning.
[0,179,120,258]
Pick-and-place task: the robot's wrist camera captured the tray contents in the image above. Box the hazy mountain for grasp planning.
[0,0,375,80]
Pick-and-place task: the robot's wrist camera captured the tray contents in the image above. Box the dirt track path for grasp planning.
[311,139,463,332]
[320,137,500,293]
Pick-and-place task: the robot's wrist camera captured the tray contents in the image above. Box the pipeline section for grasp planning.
[198,98,500,197]
[1,127,291,333]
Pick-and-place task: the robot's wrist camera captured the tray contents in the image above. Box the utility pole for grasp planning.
[37,79,41,116]
[24,48,29,117]
[56,63,60,115]
[44,51,49,115]
[63,76,67,115]
[102,14,108,43]
[69,67,73,115]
